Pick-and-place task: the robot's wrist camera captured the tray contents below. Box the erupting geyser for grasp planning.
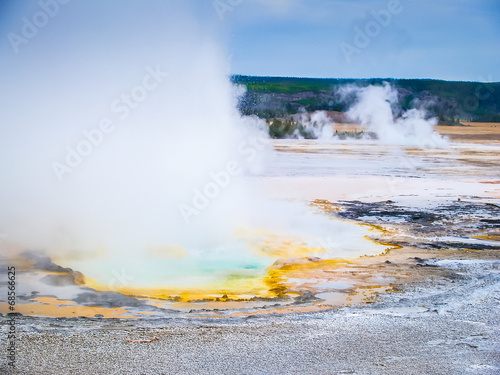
[0,1,385,299]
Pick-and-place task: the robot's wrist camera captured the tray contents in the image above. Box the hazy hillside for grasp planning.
[233,76,500,124]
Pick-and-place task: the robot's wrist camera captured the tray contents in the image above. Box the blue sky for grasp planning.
[223,0,500,80]
[1,0,499,81]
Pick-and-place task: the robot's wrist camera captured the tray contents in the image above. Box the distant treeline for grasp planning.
[232,76,500,123]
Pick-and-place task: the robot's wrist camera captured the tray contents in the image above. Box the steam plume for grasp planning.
[339,83,448,147]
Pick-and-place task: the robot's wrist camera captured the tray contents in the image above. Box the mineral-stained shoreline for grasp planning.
[1,254,499,375]
[1,243,499,375]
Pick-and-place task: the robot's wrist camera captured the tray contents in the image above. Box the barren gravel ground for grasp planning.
[1,258,499,375]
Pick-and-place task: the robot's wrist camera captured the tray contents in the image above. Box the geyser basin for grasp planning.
[0,202,394,318]
[3,135,499,318]
[0,0,393,316]
[50,210,388,300]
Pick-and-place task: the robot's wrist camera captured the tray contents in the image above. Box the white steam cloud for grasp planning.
[339,82,448,147]
[297,111,336,141]
[0,2,384,288]
[0,2,266,272]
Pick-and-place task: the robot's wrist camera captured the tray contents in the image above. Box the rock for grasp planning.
[7,312,23,317]
[40,270,85,286]
[73,291,144,308]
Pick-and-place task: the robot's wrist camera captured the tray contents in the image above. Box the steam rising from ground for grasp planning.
[285,83,447,146]
[295,111,336,140]
[339,83,448,147]
[0,2,383,289]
